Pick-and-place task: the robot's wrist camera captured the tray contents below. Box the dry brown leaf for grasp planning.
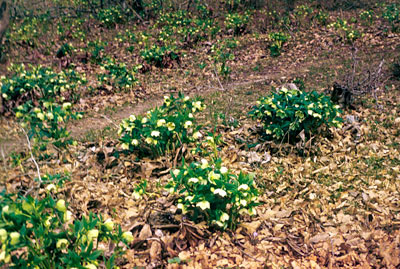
[149,240,162,261]
[138,224,152,241]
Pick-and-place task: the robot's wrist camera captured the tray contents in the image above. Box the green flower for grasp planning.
[184,121,193,129]
[44,216,52,227]
[37,112,45,121]
[188,177,199,183]
[151,130,160,137]
[193,131,202,139]
[220,167,228,174]
[196,200,210,210]
[10,232,20,245]
[201,159,208,169]
[122,231,134,243]
[0,229,7,243]
[0,251,10,263]
[87,229,99,242]
[46,184,57,192]
[2,206,9,214]
[62,102,72,110]
[238,184,249,191]
[104,219,114,231]
[166,122,175,131]
[131,139,139,146]
[22,201,34,213]
[121,143,129,150]
[56,238,69,249]
[157,119,166,127]
[208,171,221,181]
[173,169,180,176]
[220,212,229,222]
[47,112,54,120]
[129,115,136,122]
[214,188,227,197]
[56,199,67,212]
[63,210,73,222]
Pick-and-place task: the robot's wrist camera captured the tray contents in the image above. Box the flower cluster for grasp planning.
[249,87,342,142]
[155,10,220,47]
[224,12,251,35]
[328,18,362,44]
[16,101,82,149]
[119,93,205,157]
[268,32,290,57]
[0,64,85,113]
[165,158,259,230]
[382,3,399,31]
[140,44,179,68]
[98,58,138,90]
[211,38,238,78]
[0,187,133,268]
[97,6,125,28]
[293,4,314,27]
[359,10,374,25]
[8,16,42,47]
[315,10,329,26]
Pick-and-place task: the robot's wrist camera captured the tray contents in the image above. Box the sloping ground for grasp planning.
[2,87,399,268]
[1,4,400,268]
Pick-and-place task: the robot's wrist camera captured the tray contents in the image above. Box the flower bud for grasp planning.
[104,219,114,231]
[56,199,67,212]
[46,184,57,192]
[46,112,54,120]
[0,251,10,263]
[44,216,52,227]
[122,231,134,243]
[0,229,7,243]
[37,112,45,121]
[87,229,99,242]
[10,232,20,245]
[62,102,72,110]
[63,210,73,222]
[2,206,9,214]
[85,264,97,269]
[22,201,34,213]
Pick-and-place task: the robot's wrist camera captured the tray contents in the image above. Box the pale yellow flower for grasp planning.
[196,200,210,210]
[56,238,68,249]
[166,122,175,131]
[151,130,160,137]
[213,188,227,197]
[238,184,249,191]
[220,213,229,222]
[157,119,166,127]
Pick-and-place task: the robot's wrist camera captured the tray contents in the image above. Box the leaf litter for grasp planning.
[1,5,400,268]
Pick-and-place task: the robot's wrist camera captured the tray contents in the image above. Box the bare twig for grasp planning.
[20,127,41,196]
[131,8,145,23]
[97,113,119,128]
[233,237,264,263]
[213,65,226,91]
[333,49,386,109]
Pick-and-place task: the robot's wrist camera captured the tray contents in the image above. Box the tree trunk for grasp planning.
[0,0,9,61]
[0,0,9,43]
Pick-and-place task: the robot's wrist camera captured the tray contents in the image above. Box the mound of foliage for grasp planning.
[249,87,342,142]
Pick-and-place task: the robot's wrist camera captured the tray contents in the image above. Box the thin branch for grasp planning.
[213,65,226,91]
[21,127,42,189]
